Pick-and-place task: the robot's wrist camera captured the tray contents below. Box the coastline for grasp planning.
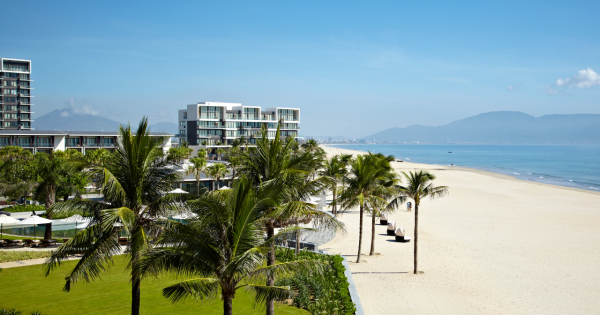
[323,144,600,196]
[320,144,600,315]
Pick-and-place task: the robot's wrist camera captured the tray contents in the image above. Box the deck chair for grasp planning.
[39,239,57,248]
[395,228,412,242]
[387,222,396,235]
[22,239,36,247]
[380,213,388,225]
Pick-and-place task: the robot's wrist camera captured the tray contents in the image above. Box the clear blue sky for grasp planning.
[5,0,600,138]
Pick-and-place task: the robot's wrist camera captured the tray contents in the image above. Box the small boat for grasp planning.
[448,151,452,153]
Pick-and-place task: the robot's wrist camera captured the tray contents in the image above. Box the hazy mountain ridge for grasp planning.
[34,109,177,134]
[363,111,600,144]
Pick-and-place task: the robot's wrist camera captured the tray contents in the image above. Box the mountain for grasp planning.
[34,109,123,131]
[363,111,600,144]
[149,122,178,134]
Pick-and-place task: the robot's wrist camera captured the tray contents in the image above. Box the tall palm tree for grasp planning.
[205,163,228,191]
[318,156,347,216]
[44,117,184,315]
[389,170,448,274]
[216,148,226,161]
[338,153,353,167]
[239,125,341,315]
[187,157,207,195]
[336,154,392,263]
[139,176,321,315]
[301,138,319,153]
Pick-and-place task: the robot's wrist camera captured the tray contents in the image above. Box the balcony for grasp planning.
[19,86,31,89]
[19,94,31,97]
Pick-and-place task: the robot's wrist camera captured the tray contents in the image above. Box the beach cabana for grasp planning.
[380,213,388,225]
[395,227,411,243]
[0,214,19,239]
[387,222,396,235]
[20,215,52,240]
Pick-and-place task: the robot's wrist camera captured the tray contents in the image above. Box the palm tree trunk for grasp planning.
[295,218,300,256]
[44,185,56,240]
[131,273,141,315]
[357,203,363,263]
[266,221,275,315]
[223,296,233,315]
[369,211,376,255]
[414,202,419,274]
[332,185,337,216]
[196,175,200,196]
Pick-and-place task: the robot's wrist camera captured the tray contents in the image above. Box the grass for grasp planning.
[0,256,309,315]
[0,235,65,243]
[0,251,53,263]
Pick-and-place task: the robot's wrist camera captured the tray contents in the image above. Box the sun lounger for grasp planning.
[395,227,411,242]
[2,239,22,246]
[387,222,396,235]
[22,239,36,247]
[38,239,57,248]
[380,213,388,225]
[118,237,128,245]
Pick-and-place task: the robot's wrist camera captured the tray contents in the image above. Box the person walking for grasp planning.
[407,201,412,212]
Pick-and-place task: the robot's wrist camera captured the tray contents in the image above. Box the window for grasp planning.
[19,122,30,128]
[180,121,186,126]
[4,81,17,86]
[199,106,222,119]
[84,137,97,146]
[6,113,17,119]
[4,121,17,128]
[197,129,223,137]
[4,97,16,103]
[19,114,29,120]
[4,89,16,95]
[101,138,115,146]
[3,64,29,72]
[16,137,31,146]
[183,112,187,119]
[198,120,223,128]
[0,137,9,147]
[180,130,186,135]
[37,137,51,147]
[67,138,80,146]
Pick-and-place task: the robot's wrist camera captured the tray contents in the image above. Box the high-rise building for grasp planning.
[0,58,33,130]
[178,102,301,147]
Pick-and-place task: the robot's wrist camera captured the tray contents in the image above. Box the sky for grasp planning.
[4,0,600,138]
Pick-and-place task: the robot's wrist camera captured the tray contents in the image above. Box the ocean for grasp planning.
[330,144,600,192]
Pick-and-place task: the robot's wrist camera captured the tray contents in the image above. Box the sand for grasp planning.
[320,145,600,315]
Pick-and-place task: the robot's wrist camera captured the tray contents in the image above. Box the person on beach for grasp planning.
[407,202,412,212]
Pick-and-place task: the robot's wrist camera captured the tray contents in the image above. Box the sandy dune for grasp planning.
[320,145,600,315]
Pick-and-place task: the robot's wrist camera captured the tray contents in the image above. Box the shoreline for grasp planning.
[323,144,600,196]
[320,144,600,315]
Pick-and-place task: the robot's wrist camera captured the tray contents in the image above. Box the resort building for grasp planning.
[0,58,33,130]
[178,102,301,147]
[0,130,173,154]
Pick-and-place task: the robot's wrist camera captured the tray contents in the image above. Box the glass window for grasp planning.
[67,138,80,146]
[183,112,187,119]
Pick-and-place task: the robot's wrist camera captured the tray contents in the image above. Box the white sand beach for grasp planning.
[320,145,600,315]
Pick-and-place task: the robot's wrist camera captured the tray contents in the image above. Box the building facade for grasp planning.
[178,102,301,147]
[0,130,173,154]
[1,58,33,130]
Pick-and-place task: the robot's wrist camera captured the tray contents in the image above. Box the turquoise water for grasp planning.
[330,144,600,191]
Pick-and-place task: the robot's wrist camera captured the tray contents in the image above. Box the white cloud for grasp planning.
[63,98,100,116]
[507,83,521,91]
[547,68,600,94]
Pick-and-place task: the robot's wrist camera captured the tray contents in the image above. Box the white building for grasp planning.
[178,102,301,148]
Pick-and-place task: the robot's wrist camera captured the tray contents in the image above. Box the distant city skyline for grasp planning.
[4,0,600,138]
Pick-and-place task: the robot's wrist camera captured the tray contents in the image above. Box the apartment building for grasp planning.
[0,58,33,130]
[0,130,173,154]
[178,102,301,147]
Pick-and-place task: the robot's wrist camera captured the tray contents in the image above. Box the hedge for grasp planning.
[275,247,356,315]
[2,205,45,213]
[0,251,53,263]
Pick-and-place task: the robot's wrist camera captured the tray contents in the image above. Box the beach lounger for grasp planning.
[2,239,22,247]
[380,213,388,225]
[38,239,57,248]
[387,222,396,235]
[395,228,411,243]
[22,239,36,247]
[118,237,128,245]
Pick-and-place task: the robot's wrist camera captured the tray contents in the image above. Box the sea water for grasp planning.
[330,144,600,191]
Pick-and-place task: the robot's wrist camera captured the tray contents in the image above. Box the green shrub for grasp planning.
[0,309,44,315]
[3,205,45,213]
[0,251,53,263]
[275,247,356,315]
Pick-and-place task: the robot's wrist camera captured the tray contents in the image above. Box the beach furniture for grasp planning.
[387,222,396,235]
[22,239,36,247]
[380,213,388,225]
[118,237,128,245]
[38,239,57,247]
[1,239,22,247]
[395,228,411,243]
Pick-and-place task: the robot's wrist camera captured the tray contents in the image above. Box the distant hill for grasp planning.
[149,122,178,134]
[34,109,123,131]
[363,111,600,144]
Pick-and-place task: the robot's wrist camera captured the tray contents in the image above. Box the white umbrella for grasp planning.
[169,188,187,194]
[20,215,52,240]
[0,214,19,239]
[218,186,230,190]
[85,185,95,190]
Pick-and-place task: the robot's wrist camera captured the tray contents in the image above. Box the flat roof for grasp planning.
[0,130,174,137]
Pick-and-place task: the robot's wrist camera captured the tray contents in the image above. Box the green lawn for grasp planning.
[0,256,308,315]
[0,234,65,243]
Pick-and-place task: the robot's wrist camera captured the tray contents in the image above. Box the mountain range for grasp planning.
[363,111,600,144]
[34,109,178,134]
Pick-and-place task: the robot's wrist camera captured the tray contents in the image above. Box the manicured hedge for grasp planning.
[0,251,53,263]
[276,248,356,315]
[2,205,45,213]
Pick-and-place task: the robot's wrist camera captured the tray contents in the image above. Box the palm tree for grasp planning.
[216,148,226,161]
[338,153,353,167]
[187,157,207,195]
[239,125,341,315]
[336,154,392,263]
[366,153,398,256]
[205,163,228,191]
[139,176,321,315]
[44,117,184,315]
[301,138,318,153]
[318,156,347,216]
[227,147,242,180]
[390,170,448,274]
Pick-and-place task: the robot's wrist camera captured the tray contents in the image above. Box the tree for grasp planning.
[0,147,36,200]
[239,125,341,315]
[44,117,184,315]
[227,147,243,180]
[196,148,208,159]
[205,163,228,191]
[216,148,226,161]
[336,154,393,263]
[390,170,448,274]
[301,138,318,153]
[318,156,347,216]
[139,176,321,315]
[187,157,207,195]
[85,148,111,166]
